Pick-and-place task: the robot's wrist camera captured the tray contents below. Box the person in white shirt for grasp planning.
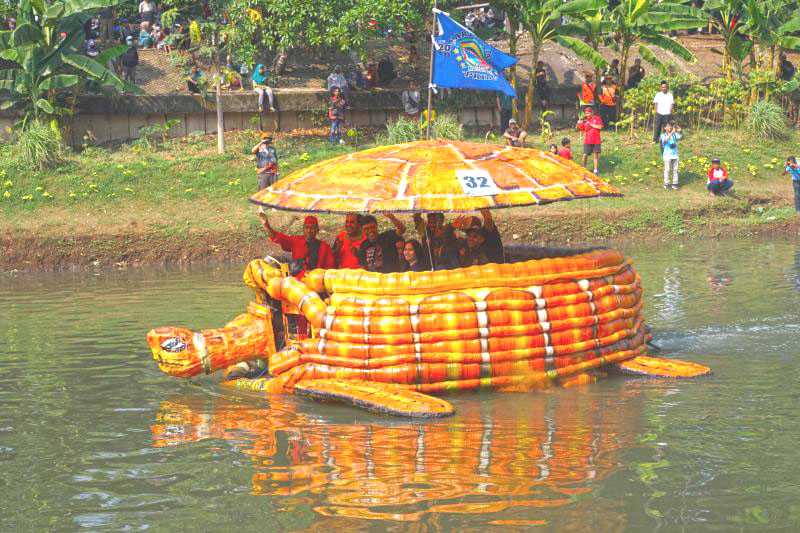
[652,80,674,143]
[326,65,348,93]
[139,0,156,25]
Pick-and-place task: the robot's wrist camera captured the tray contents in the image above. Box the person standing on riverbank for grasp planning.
[252,133,278,190]
[660,121,682,190]
[653,81,674,144]
[783,156,800,214]
[577,106,603,175]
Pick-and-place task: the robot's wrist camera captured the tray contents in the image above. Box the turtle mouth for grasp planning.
[160,337,188,353]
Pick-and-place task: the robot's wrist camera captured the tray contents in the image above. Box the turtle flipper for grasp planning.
[294,379,455,418]
[615,355,711,378]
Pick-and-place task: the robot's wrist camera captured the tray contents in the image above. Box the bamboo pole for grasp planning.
[426,1,438,139]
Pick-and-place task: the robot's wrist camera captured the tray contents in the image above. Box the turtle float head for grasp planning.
[146,327,208,378]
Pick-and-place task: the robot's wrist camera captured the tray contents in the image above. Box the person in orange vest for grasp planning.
[578,72,596,108]
[331,213,364,268]
[598,77,618,127]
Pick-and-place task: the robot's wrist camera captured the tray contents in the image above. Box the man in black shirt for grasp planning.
[413,213,460,270]
[356,214,406,273]
[456,209,504,266]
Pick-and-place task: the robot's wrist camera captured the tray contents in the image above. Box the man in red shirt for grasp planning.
[258,210,335,278]
[331,213,364,268]
[576,106,603,174]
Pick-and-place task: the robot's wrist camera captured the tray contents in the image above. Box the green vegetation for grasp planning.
[1,128,797,251]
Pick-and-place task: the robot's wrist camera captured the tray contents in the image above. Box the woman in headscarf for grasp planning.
[252,64,276,113]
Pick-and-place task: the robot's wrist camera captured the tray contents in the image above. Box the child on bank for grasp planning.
[558,137,572,160]
[782,156,800,214]
[706,158,733,196]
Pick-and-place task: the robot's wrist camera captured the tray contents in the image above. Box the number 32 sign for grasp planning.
[456,169,501,197]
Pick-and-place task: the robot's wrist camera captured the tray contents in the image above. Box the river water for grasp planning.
[1,238,799,531]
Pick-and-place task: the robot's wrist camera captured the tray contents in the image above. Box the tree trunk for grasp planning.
[508,19,519,121]
[523,43,541,131]
[216,80,225,154]
[617,45,630,121]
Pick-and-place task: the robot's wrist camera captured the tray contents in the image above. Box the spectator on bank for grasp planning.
[120,36,139,85]
[660,121,682,190]
[252,133,279,190]
[779,53,796,82]
[627,58,646,89]
[707,158,733,196]
[782,156,800,214]
[653,80,674,144]
[534,60,550,109]
[401,80,421,120]
[577,105,603,174]
[326,65,348,92]
[602,59,620,83]
[139,0,157,25]
[579,72,596,108]
[783,155,800,215]
[558,137,572,160]
[85,38,99,58]
[186,65,203,93]
[252,64,276,113]
[138,24,154,47]
[377,56,397,85]
[84,17,100,40]
[599,77,618,126]
[503,118,527,147]
[328,86,347,145]
[346,65,365,90]
[152,25,167,51]
[364,62,378,88]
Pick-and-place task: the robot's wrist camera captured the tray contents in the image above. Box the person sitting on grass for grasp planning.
[577,106,603,174]
[558,137,572,160]
[251,133,278,190]
[503,118,527,147]
[782,156,800,214]
[252,64,276,113]
[707,158,733,196]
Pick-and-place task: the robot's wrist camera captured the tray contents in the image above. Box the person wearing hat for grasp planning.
[257,210,335,278]
[251,133,279,190]
[706,158,733,196]
[503,118,527,147]
[120,35,139,85]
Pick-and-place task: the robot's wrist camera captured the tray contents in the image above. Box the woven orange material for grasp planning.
[250,140,621,214]
[616,355,711,378]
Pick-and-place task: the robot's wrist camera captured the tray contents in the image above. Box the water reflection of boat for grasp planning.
[152,390,639,524]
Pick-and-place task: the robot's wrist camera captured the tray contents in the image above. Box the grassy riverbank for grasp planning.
[2,127,798,271]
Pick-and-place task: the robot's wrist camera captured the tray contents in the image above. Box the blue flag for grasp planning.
[431,9,517,97]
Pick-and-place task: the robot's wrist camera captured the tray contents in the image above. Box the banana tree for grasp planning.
[514,0,608,130]
[608,0,705,109]
[0,0,133,130]
[740,0,800,72]
[699,0,750,79]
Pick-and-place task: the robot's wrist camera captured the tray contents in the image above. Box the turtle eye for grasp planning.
[161,337,187,353]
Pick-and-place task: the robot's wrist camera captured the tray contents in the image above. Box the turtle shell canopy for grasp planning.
[250,140,621,213]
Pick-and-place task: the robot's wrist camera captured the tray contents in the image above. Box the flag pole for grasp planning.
[425,1,437,140]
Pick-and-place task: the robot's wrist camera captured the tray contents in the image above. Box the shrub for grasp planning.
[430,113,464,140]
[384,117,420,144]
[15,120,65,170]
[746,100,789,140]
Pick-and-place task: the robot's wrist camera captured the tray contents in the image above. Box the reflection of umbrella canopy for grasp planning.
[250,140,621,213]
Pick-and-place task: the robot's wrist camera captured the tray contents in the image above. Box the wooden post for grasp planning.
[426,2,438,139]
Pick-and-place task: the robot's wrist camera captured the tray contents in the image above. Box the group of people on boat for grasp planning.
[257,209,504,278]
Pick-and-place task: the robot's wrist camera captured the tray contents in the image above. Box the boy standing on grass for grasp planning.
[660,121,682,190]
[577,106,603,174]
[783,156,800,214]
[252,133,278,190]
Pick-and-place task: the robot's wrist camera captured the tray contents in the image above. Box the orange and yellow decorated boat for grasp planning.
[146,140,710,417]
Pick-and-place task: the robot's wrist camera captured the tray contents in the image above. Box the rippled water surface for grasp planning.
[2,239,800,531]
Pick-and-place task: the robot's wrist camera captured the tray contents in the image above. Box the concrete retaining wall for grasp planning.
[1,86,584,146]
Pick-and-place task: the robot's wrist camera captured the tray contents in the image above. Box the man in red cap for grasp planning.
[258,210,335,278]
